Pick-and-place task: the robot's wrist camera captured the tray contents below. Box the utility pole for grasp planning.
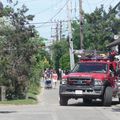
[51,23,56,42]
[51,21,59,41]
[67,0,75,70]
[79,0,84,49]
[56,22,59,41]
[59,20,62,40]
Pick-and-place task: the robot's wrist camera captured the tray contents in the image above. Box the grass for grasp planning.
[0,99,37,105]
[0,84,41,105]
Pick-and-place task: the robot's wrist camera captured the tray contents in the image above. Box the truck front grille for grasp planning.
[67,77,94,86]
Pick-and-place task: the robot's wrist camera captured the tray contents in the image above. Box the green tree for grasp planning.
[72,5,120,51]
[52,40,69,70]
[0,5,46,99]
[60,53,70,70]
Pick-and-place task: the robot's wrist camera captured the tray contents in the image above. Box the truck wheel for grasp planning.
[59,96,68,106]
[83,98,92,104]
[102,87,112,106]
[119,98,120,103]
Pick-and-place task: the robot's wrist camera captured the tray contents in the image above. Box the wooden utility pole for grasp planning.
[59,20,62,40]
[67,0,75,70]
[56,22,59,41]
[79,0,84,49]
[51,23,56,42]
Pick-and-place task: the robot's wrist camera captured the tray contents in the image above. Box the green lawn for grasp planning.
[0,99,37,105]
[0,85,41,105]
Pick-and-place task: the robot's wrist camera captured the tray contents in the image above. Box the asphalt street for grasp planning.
[0,81,120,120]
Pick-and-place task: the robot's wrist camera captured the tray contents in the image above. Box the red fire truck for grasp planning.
[59,51,120,106]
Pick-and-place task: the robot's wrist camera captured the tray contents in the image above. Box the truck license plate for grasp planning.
[75,90,82,94]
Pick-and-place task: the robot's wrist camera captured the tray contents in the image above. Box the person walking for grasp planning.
[58,68,62,80]
[52,70,58,88]
[44,68,52,88]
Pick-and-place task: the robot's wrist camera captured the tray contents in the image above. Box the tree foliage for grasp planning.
[52,40,69,70]
[60,53,70,70]
[0,5,46,99]
[52,5,120,72]
[72,5,120,51]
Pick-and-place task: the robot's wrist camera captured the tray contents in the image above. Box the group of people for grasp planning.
[43,68,58,88]
[43,68,69,88]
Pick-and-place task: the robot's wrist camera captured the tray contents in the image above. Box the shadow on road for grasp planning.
[68,100,120,107]
[0,111,16,114]
[112,107,120,112]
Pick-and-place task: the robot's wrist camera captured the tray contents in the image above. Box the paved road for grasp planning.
[0,81,120,120]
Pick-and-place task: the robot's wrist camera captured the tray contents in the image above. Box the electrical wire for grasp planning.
[37,0,70,28]
[34,0,64,15]
[50,0,69,21]
[18,0,40,4]
[29,20,70,26]
[35,25,52,28]
[104,0,115,10]
[73,0,78,19]
[86,0,92,13]
[95,0,109,5]
[29,21,58,25]
[17,0,64,15]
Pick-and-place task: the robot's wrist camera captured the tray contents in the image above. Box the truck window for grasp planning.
[72,63,108,73]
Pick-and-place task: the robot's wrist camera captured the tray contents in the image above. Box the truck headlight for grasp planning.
[61,79,67,85]
[94,79,103,86]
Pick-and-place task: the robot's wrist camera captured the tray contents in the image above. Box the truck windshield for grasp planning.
[72,63,108,73]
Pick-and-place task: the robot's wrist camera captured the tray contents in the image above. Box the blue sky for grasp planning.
[2,0,120,40]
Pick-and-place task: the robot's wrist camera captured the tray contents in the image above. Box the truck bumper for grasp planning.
[59,85,104,99]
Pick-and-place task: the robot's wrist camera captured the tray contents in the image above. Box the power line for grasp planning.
[37,0,70,28]
[29,21,58,25]
[35,25,52,28]
[12,0,66,16]
[86,0,92,13]
[73,0,79,20]
[32,20,70,28]
[34,0,64,15]
[105,1,120,20]
[95,0,109,5]
[104,0,115,9]
[18,0,40,4]
[29,20,69,25]
[50,0,70,21]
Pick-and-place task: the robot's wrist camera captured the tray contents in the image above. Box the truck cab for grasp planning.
[59,58,120,106]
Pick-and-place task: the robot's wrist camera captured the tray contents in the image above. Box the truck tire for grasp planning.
[102,87,112,106]
[119,98,120,103]
[83,98,92,104]
[59,95,68,106]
